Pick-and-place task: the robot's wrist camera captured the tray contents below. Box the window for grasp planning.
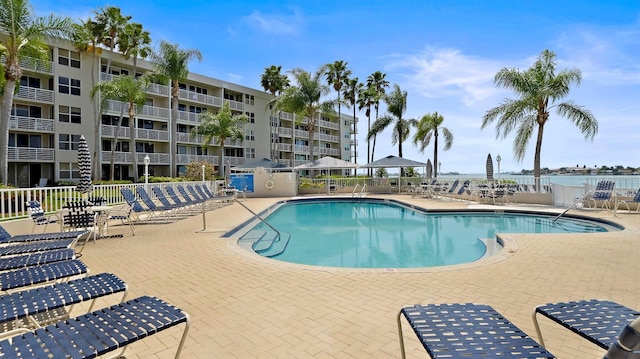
[245,130,255,141]
[58,77,81,96]
[189,106,205,113]
[177,146,188,155]
[245,148,256,159]
[178,104,187,112]
[59,162,80,180]
[20,76,41,88]
[11,105,42,118]
[244,94,255,106]
[245,112,255,123]
[58,134,81,150]
[59,106,81,123]
[58,49,81,68]
[270,116,278,126]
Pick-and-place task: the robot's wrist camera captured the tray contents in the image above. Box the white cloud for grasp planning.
[242,8,303,35]
[226,73,243,83]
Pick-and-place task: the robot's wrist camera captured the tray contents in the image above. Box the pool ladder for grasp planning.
[552,189,594,222]
[233,199,290,257]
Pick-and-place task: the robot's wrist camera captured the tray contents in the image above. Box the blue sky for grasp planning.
[32,0,640,174]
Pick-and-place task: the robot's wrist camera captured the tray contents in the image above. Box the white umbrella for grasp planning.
[75,135,93,194]
[486,153,494,181]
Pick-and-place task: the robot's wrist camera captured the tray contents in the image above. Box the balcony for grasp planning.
[224,99,244,112]
[101,73,170,97]
[316,133,339,143]
[177,110,201,123]
[222,138,243,147]
[176,154,218,165]
[176,132,205,144]
[318,119,340,130]
[15,87,54,103]
[106,100,169,120]
[137,153,169,164]
[277,143,292,151]
[136,128,169,141]
[10,116,54,132]
[101,124,130,138]
[8,147,54,161]
[3,56,54,75]
[279,111,294,120]
[178,89,222,107]
[278,127,293,137]
[319,147,341,156]
[101,151,132,163]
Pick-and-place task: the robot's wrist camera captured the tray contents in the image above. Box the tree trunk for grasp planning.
[308,118,315,161]
[433,130,439,178]
[170,80,179,178]
[91,53,102,181]
[0,79,16,185]
[129,104,139,181]
[534,123,544,192]
[110,106,126,181]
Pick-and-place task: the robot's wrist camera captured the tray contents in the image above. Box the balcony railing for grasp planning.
[279,111,294,120]
[101,151,132,163]
[101,73,170,97]
[278,127,293,137]
[224,99,244,111]
[8,147,54,161]
[319,147,341,156]
[178,89,222,107]
[176,132,204,144]
[100,124,130,138]
[136,128,169,141]
[177,110,201,123]
[137,153,169,164]
[222,138,243,147]
[15,87,54,103]
[176,154,218,165]
[14,56,54,74]
[277,143,292,151]
[9,116,55,132]
[318,119,339,130]
[106,100,169,120]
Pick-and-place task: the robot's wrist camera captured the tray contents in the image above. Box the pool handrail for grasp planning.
[233,199,289,256]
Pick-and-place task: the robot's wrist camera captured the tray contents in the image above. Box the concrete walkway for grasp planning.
[3,195,639,358]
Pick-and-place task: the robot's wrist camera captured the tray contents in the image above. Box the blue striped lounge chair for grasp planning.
[0,238,77,257]
[0,259,88,294]
[0,248,75,272]
[0,224,87,246]
[615,188,640,213]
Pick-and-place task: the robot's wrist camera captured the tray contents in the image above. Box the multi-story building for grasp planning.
[5,37,356,187]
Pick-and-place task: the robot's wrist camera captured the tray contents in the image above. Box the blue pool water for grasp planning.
[236,199,615,269]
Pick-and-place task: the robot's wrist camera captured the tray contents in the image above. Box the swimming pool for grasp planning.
[231,198,619,269]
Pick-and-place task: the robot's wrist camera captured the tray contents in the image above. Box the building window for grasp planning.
[244,94,255,106]
[58,134,81,150]
[20,76,41,88]
[58,77,81,96]
[58,49,81,68]
[245,148,256,159]
[59,162,80,179]
[59,106,81,123]
[245,112,255,123]
[244,130,255,141]
[11,105,42,118]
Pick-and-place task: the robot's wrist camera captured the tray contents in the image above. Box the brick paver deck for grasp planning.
[3,195,638,358]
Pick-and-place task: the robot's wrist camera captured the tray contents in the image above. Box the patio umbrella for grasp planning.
[486,153,494,181]
[75,135,93,194]
[426,159,433,180]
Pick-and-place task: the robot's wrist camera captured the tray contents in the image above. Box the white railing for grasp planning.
[101,151,133,163]
[278,127,292,136]
[101,73,170,97]
[176,154,217,165]
[176,132,204,144]
[136,128,169,141]
[177,110,201,123]
[279,111,294,120]
[106,100,169,119]
[100,124,130,138]
[277,143,292,151]
[15,87,54,103]
[19,56,54,74]
[8,147,54,161]
[318,119,339,130]
[10,116,55,132]
[224,99,244,111]
[178,89,222,107]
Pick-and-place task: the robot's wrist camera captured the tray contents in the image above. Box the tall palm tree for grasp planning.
[413,112,454,178]
[150,41,202,177]
[367,84,414,175]
[260,65,289,161]
[90,75,149,181]
[191,102,248,177]
[342,77,362,163]
[270,67,334,161]
[482,49,597,190]
[0,0,74,185]
[94,6,131,75]
[366,71,389,163]
[357,86,376,174]
[73,17,105,180]
[325,60,351,140]
[118,22,152,76]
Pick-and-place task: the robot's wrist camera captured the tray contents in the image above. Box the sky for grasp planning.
[30,0,640,174]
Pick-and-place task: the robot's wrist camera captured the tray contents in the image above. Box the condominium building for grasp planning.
[5,37,357,187]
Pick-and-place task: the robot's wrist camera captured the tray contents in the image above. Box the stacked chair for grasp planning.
[0,213,190,358]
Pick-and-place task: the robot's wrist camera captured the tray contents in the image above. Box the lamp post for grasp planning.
[496,154,501,184]
[202,164,205,182]
[143,155,150,186]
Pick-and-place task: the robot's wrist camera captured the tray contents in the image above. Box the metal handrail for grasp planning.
[553,189,594,222]
[232,199,282,252]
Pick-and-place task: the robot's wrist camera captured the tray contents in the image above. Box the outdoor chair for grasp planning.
[26,200,58,234]
[177,184,207,207]
[198,184,236,202]
[62,201,98,244]
[0,295,190,359]
[398,303,555,358]
[0,259,88,293]
[533,299,640,355]
[154,186,197,216]
[585,180,616,209]
[615,189,640,213]
[120,187,173,224]
[0,248,75,272]
[0,239,77,257]
[136,186,183,220]
[188,184,231,207]
[0,272,127,338]
[0,225,87,246]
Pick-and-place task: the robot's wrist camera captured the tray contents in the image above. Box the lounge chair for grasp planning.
[26,200,58,234]
[615,189,640,213]
[0,272,127,338]
[153,186,196,216]
[0,295,190,358]
[120,187,173,224]
[0,259,88,293]
[585,180,616,209]
[188,184,232,206]
[0,248,75,272]
[0,225,87,246]
[398,303,555,358]
[61,201,98,244]
[136,186,183,220]
[0,239,77,257]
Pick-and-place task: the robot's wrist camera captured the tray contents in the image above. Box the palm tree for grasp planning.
[482,49,597,190]
[150,41,202,177]
[413,112,454,178]
[191,102,249,178]
[90,75,149,181]
[270,67,334,161]
[325,60,351,140]
[342,77,362,163]
[260,65,289,161]
[357,86,376,174]
[367,84,415,175]
[0,0,74,185]
[366,71,389,162]
[118,22,152,76]
[94,6,131,74]
[73,18,105,180]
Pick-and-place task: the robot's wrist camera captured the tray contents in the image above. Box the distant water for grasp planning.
[437,174,640,188]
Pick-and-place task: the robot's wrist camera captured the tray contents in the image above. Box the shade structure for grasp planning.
[360,155,425,168]
[486,153,494,181]
[234,158,287,170]
[75,135,93,194]
[294,156,359,169]
[425,159,433,179]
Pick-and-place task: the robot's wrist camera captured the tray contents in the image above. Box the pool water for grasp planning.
[238,200,613,269]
